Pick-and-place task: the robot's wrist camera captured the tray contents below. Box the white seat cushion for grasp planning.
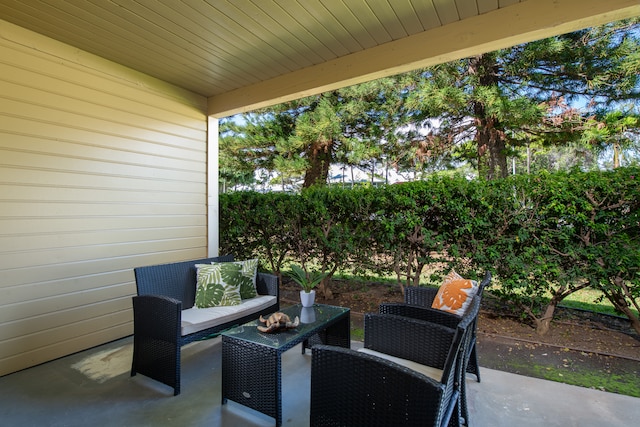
[357,347,443,381]
[180,295,277,336]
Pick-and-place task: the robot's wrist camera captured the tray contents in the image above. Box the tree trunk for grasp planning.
[535,303,557,336]
[303,139,333,188]
[604,284,640,335]
[470,54,509,180]
[317,277,333,299]
[475,116,508,179]
[613,142,621,168]
[623,308,640,335]
[611,298,640,334]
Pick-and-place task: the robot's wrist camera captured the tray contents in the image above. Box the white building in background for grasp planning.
[327,164,407,187]
[244,163,407,193]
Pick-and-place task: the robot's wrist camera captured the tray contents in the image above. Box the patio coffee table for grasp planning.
[221,303,350,426]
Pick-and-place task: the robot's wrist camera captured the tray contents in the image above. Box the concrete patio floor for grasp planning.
[1,336,638,426]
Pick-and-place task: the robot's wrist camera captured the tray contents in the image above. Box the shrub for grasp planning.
[219,167,640,334]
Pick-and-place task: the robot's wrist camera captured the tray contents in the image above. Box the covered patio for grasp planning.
[2,0,639,379]
[1,335,638,427]
[1,1,640,425]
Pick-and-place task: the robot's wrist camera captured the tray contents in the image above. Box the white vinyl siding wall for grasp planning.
[0,21,209,376]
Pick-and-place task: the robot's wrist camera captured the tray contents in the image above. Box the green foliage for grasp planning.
[581,110,640,168]
[219,190,298,273]
[222,74,419,189]
[220,20,640,184]
[219,167,640,334]
[508,359,640,397]
[288,264,328,293]
[478,168,640,332]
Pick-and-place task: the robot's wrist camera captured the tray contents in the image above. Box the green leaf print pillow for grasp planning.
[212,258,258,299]
[194,263,243,308]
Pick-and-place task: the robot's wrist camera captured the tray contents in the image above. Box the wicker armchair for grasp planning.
[380,271,491,382]
[310,320,467,427]
[371,287,484,427]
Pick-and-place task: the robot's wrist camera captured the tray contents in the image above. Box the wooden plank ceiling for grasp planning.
[0,0,639,117]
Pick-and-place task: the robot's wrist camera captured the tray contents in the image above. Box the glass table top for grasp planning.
[221,304,349,349]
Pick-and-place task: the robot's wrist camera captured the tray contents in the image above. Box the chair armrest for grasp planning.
[379,303,462,329]
[256,272,279,298]
[132,295,181,342]
[478,271,492,295]
[364,313,456,369]
[311,345,445,427]
[404,286,438,306]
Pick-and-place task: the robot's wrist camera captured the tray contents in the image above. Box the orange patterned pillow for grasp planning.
[431,270,478,315]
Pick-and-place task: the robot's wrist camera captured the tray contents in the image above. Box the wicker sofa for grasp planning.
[130,255,279,395]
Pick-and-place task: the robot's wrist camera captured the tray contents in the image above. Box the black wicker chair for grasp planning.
[379,271,491,382]
[310,319,468,427]
[364,294,481,427]
[130,255,279,395]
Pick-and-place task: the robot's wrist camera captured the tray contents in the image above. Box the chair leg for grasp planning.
[459,378,469,427]
[466,342,481,382]
[448,392,463,427]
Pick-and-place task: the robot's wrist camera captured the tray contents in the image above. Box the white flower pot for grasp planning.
[300,290,316,307]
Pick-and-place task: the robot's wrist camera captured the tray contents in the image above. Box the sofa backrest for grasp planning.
[134,255,234,309]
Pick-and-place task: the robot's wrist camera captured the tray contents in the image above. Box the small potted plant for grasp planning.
[288,264,327,307]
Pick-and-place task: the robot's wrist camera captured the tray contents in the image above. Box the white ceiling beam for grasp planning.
[208,0,640,117]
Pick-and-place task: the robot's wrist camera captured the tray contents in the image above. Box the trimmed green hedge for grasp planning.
[220,167,640,334]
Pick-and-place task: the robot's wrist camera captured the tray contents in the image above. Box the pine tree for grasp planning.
[406,19,640,179]
[222,19,640,183]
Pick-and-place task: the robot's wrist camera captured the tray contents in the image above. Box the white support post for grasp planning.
[207,116,220,257]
